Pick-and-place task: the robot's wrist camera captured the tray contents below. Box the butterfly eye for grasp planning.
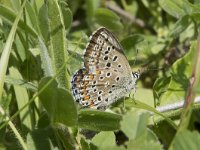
[132,72,140,79]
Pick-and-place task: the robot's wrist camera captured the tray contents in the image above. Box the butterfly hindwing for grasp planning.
[71,68,133,109]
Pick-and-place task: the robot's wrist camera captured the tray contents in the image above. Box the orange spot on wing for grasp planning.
[89,75,94,80]
[84,95,90,100]
[96,70,101,74]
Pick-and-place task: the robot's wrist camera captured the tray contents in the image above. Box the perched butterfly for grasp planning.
[71,27,140,109]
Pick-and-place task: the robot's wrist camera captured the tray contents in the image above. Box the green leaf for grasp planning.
[38,37,54,76]
[159,42,196,105]
[38,4,49,41]
[121,34,144,60]
[59,1,72,29]
[127,139,163,150]
[121,34,144,51]
[37,112,51,128]
[27,128,55,150]
[159,0,192,18]
[78,109,122,131]
[94,8,123,30]
[0,4,37,37]
[91,132,115,148]
[25,1,40,34]
[80,137,91,150]
[170,130,200,150]
[47,0,70,88]
[0,0,27,108]
[86,0,99,23]
[121,111,149,140]
[14,34,26,62]
[151,121,176,148]
[38,77,77,126]
[153,76,171,105]
[9,67,32,131]
[54,123,77,150]
[170,15,191,38]
[5,76,37,92]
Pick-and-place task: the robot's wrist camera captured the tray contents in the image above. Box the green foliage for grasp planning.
[0,0,200,149]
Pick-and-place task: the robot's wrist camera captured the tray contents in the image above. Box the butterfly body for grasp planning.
[71,27,139,109]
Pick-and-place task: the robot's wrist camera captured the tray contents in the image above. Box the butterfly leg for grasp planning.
[129,91,137,104]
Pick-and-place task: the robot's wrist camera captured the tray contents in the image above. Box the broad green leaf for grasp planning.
[38,37,54,76]
[47,0,70,88]
[170,130,200,150]
[37,112,50,128]
[121,35,144,51]
[153,76,171,105]
[25,1,40,34]
[78,109,122,131]
[91,132,115,148]
[59,1,72,29]
[27,128,55,150]
[127,139,162,150]
[54,123,77,150]
[14,34,26,62]
[38,4,49,42]
[11,0,21,11]
[159,42,195,105]
[80,137,90,150]
[159,0,192,18]
[124,99,177,129]
[170,15,191,38]
[94,8,123,30]
[86,0,100,23]
[151,120,176,148]
[121,111,149,140]
[134,88,155,106]
[9,67,32,131]
[121,34,144,60]
[38,77,77,126]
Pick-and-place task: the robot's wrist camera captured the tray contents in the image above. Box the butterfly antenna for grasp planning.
[139,66,165,74]
[133,48,139,66]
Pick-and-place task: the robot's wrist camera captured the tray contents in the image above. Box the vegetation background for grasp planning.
[0,0,200,149]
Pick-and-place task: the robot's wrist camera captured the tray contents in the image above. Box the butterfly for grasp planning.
[71,27,140,109]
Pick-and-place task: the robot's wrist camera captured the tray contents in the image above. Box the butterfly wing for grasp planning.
[71,68,136,109]
[71,27,138,109]
[84,27,132,75]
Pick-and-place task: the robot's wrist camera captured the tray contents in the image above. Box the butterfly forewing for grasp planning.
[71,27,138,109]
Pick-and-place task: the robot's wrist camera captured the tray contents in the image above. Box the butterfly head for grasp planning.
[132,71,140,79]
